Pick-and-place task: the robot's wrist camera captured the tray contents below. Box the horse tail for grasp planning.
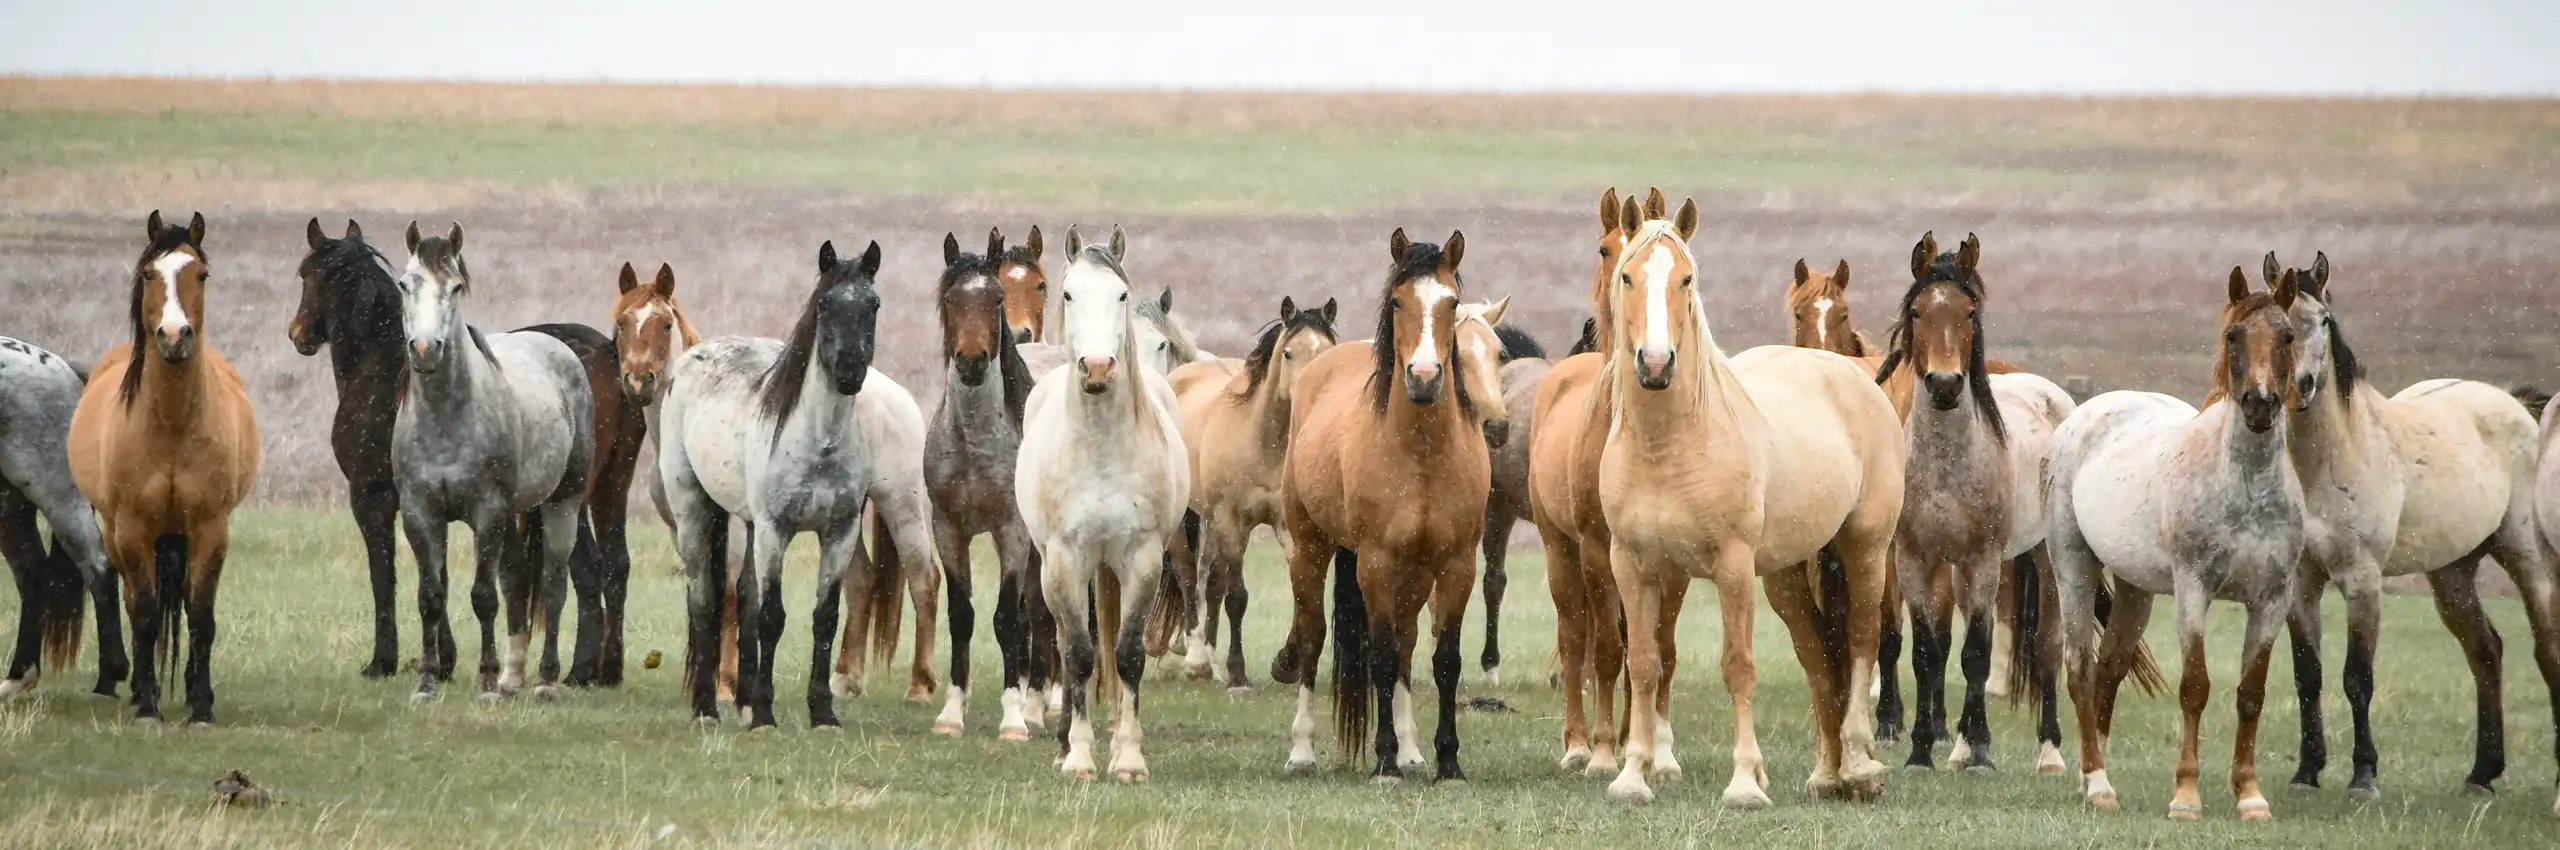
[33,534,87,673]
[865,506,902,670]
[2006,553,2040,707]
[1813,546,1852,667]
[2091,580,2169,697]
[682,509,733,694]
[1328,547,1371,761]
[153,534,187,673]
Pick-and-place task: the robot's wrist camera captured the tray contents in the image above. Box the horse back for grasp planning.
[1728,345,1903,569]
[2384,379,2535,572]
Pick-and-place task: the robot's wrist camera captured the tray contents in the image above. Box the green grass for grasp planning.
[1,507,2554,848]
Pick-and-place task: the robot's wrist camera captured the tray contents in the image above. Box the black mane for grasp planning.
[1367,242,1475,417]
[305,235,403,354]
[1493,324,1545,362]
[941,250,1034,425]
[1235,303,1339,401]
[2292,267,2363,402]
[1568,317,1599,356]
[758,260,871,428]
[120,224,204,405]
[1875,252,2005,443]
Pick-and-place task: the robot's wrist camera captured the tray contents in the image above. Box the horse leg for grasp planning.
[1271,514,1329,773]
[1988,556,2016,699]
[1430,553,1475,783]
[1926,568,1956,745]
[1218,529,1254,692]
[55,501,125,697]
[1901,554,1946,769]
[2285,562,2331,791]
[533,500,579,698]
[994,523,1041,740]
[1707,546,1768,809]
[2486,529,2560,819]
[2086,578,2153,809]
[594,496,633,686]
[1479,505,1512,687]
[1110,538,1165,783]
[1952,558,2000,773]
[735,522,785,728]
[805,524,859,728]
[399,508,451,702]
[2167,576,2212,821]
[353,479,402,678]
[1026,548,1061,720]
[0,497,48,696]
[1041,540,1099,780]
[1767,561,1846,799]
[1836,530,1892,795]
[1875,550,1905,745]
[2427,556,2506,792]
[2029,547,2067,775]
[718,522,746,704]
[562,511,602,688]
[2232,596,2283,821]
[930,518,974,736]
[2333,557,2385,800]
[485,512,528,700]
[1167,509,1207,677]
[1650,572,1691,784]
[1583,536,1627,778]
[181,526,228,725]
[1546,531,1593,771]
[888,508,942,704]
[1605,541,1662,804]
[1195,511,1242,686]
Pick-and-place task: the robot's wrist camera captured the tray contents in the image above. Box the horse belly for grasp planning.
[2385,436,2510,575]
[2068,458,2178,596]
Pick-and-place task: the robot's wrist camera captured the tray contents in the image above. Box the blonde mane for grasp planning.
[1601,219,1744,441]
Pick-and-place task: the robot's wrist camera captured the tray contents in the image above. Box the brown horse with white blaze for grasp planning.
[1271,228,1490,784]
[67,211,262,725]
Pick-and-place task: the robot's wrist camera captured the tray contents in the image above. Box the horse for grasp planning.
[1785,258,1878,361]
[386,222,593,703]
[1014,226,1191,781]
[2270,253,2559,814]
[1159,295,1341,690]
[1463,304,1535,687]
[919,229,1059,740]
[2046,267,2307,820]
[1869,232,2079,774]
[607,261,736,701]
[0,336,125,700]
[1270,227,1490,784]
[510,321,649,690]
[1019,285,1208,380]
[1529,187,1655,777]
[65,211,261,724]
[1595,199,1901,807]
[288,218,412,679]
[997,225,1048,343]
[658,239,894,728]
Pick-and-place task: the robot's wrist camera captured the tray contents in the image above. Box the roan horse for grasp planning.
[66,212,261,724]
[1595,201,1900,807]
[389,222,594,703]
[1015,226,1191,781]
[1870,232,2079,774]
[1271,228,1490,784]
[658,239,889,728]
[0,336,125,700]
[919,228,1058,740]
[2270,253,2558,815]
[2045,267,2305,820]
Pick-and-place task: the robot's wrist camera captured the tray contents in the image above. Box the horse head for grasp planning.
[611,261,683,400]
[1609,194,1701,392]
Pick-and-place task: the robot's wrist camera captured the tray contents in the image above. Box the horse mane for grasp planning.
[941,248,1035,424]
[1233,306,1338,402]
[120,224,204,406]
[1874,252,2005,443]
[1493,323,1545,362]
[1133,289,1201,363]
[1367,242,1476,418]
[1568,317,1599,356]
[757,271,840,427]
[1848,329,1876,357]
[308,234,400,337]
[2290,276,2363,404]
[2205,292,2289,408]
[999,243,1044,271]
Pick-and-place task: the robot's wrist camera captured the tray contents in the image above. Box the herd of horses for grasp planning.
[2,191,2558,820]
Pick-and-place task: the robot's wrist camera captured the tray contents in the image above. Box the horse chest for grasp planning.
[756,446,870,524]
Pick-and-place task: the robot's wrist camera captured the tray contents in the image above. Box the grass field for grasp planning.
[0,508,2554,848]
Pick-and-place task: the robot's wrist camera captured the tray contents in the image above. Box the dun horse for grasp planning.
[0,336,125,699]
[1015,226,1191,781]
[1271,228,1490,784]
[1465,304,1540,687]
[2046,268,2305,820]
[2269,253,2559,815]
[388,222,593,702]
[1594,199,1899,807]
[67,212,262,724]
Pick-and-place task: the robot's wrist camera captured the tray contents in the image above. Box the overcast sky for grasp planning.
[5,0,2556,95]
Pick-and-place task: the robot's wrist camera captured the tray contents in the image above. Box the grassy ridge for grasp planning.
[0,508,2554,847]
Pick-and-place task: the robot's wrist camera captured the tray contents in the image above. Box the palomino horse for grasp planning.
[1162,295,1340,690]
[1869,232,2078,774]
[67,212,261,724]
[1271,228,1490,784]
[2271,254,2558,813]
[0,336,125,699]
[389,222,594,703]
[2046,268,2306,820]
[288,219,411,680]
[1015,226,1191,781]
[658,240,896,728]
[1465,306,1540,687]
[1596,201,1900,807]
[920,229,1058,740]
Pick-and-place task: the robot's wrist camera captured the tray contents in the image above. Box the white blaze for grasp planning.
[1812,297,1835,346]
[1641,245,1675,353]
[1409,281,1454,372]
[151,252,196,337]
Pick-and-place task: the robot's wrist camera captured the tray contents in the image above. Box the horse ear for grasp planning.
[345,219,364,243]
[1157,288,1173,313]
[1484,294,1512,325]
[1109,226,1127,263]
[654,264,676,298]
[1598,188,1620,233]
[1792,259,1810,289]
[1065,226,1084,258]
[818,240,839,273]
[986,227,1005,262]
[2262,252,2282,288]
[1280,296,1299,323]
[307,217,328,251]
[943,233,961,267]
[406,221,423,254]
[147,210,165,240]
[445,222,464,255]
[1320,298,1338,325]
[618,262,640,294]
[1389,227,1411,263]
[1833,260,1852,290]
[2228,266,2251,304]
[1443,230,1466,271]
[1025,225,1044,259]
[1957,233,1980,276]
[2311,251,2331,297]
[187,212,206,247]
[1643,187,1667,221]
[1910,231,1937,281]
[858,241,884,277]
[2274,268,2299,309]
[1618,196,1642,237]
[1673,199,1698,240]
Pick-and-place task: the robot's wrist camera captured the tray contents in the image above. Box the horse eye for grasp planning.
[1282,351,1294,360]
[1682,275,1694,287]
[1062,292,1073,302]
[1619,273,1632,286]
[1118,292,1128,302]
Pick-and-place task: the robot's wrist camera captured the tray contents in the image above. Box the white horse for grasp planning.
[1015,226,1191,782]
[657,239,891,729]
[2045,268,2306,820]
[1019,286,1210,380]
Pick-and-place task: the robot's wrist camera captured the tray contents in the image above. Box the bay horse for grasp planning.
[658,239,890,728]
[389,222,594,703]
[66,211,261,724]
[1162,294,1340,690]
[2272,253,2558,813]
[1869,232,2079,774]
[919,229,1058,740]
[0,336,126,699]
[1270,228,1490,784]
[2045,267,2305,820]
[1466,304,1540,687]
[288,218,411,679]
[1015,226,1191,781]
[1596,202,1900,807]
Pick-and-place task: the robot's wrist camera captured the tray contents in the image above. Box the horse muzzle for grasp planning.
[288,319,321,356]
[1634,348,1675,391]
[1009,325,1038,345]
[953,352,992,387]
[154,325,196,363]
[623,372,660,401]
[1481,417,1511,448]
[1923,371,1965,411]
[408,339,446,374]
[1079,356,1116,394]
[1403,362,1443,405]
[2240,389,2281,433]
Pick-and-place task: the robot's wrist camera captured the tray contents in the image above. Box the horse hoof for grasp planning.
[1286,758,1318,775]
[1651,765,1683,784]
[2238,797,2273,821]
[1372,774,1404,788]
[1182,663,1212,682]
[533,685,562,703]
[1225,684,1253,696]
[998,726,1031,742]
[1436,778,1468,789]
[1113,769,1148,784]
[2347,784,2381,803]
[694,715,720,730]
[1482,667,1501,688]
[1722,786,1773,811]
[2087,792,2119,812]
[409,691,436,706]
[1607,777,1654,805]
[1560,748,1592,772]
[907,686,935,704]
[133,716,161,728]
[932,722,963,737]
[2461,782,2496,797]
[1962,764,1996,777]
[360,661,398,679]
[0,680,28,700]
[1062,767,1097,782]
[187,720,213,729]
[829,674,856,699]
[1586,754,1620,779]
[2166,803,2203,821]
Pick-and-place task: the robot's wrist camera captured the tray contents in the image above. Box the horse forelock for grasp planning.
[1884,270,2006,444]
[2205,292,2294,408]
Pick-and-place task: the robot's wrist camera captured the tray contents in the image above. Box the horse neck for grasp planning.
[1606,337,1745,452]
[1905,389,2000,475]
[2286,378,2383,478]
[1242,365,1295,454]
[2201,400,2291,483]
[129,346,213,430]
[938,360,1021,441]
[405,324,487,416]
[331,279,408,381]
[780,352,863,441]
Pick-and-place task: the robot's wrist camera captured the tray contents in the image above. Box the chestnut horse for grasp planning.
[1596,203,1899,807]
[1271,228,1490,784]
[67,211,262,724]
[997,225,1048,343]
[2046,268,2305,820]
